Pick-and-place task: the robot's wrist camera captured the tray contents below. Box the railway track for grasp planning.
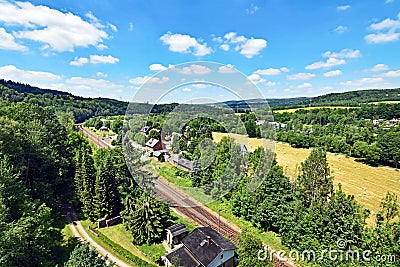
[79,126,297,267]
[76,124,112,149]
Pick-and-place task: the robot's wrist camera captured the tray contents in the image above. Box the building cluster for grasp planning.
[366,118,400,129]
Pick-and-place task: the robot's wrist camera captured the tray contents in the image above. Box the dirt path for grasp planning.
[64,206,132,267]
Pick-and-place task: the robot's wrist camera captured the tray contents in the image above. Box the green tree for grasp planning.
[237,230,271,267]
[93,152,119,219]
[122,193,171,245]
[296,148,333,207]
[64,243,113,267]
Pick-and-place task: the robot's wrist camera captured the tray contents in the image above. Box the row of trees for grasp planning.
[275,105,400,167]
[229,147,399,266]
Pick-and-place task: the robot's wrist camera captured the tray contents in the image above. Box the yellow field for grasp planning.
[370,101,400,105]
[273,106,357,114]
[212,132,400,222]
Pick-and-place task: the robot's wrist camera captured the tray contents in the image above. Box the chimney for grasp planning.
[207,236,211,245]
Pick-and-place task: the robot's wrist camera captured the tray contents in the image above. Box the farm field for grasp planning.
[273,106,357,113]
[212,132,400,221]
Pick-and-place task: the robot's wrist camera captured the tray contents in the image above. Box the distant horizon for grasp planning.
[1,1,400,102]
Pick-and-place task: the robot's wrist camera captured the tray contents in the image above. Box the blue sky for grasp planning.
[0,0,400,102]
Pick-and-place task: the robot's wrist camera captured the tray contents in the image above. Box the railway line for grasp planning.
[77,125,297,267]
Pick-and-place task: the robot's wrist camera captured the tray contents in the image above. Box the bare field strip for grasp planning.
[273,106,358,113]
[212,132,400,220]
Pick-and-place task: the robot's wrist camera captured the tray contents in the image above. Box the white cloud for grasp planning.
[371,64,390,72]
[306,58,346,70]
[129,22,134,32]
[265,81,277,87]
[220,44,230,51]
[383,70,400,77]
[247,73,266,84]
[66,76,122,89]
[70,57,89,66]
[149,63,167,71]
[129,75,169,85]
[386,0,394,3]
[182,87,191,92]
[337,5,351,11]
[246,3,260,15]
[218,64,236,74]
[160,32,212,56]
[334,25,348,34]
[298,83,312,89]
[255,67,289,76]
[0,1,110,52]
[108,23,117,32]
[239,38,267,58]
[221,32,267,58]
[323,70,343,77]
[96,72,107,78]
[0,28,27,51]
[323,49,361,58]
[0,65,61,83]
[287,73,316,80]
[70,55,119,66]
[178,64,212,75]
[365,32,400,43]
[89,55,119,64]
[340,77,384,86]
[365,13,400,43]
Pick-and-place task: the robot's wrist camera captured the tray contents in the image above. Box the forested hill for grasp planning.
[217,87,400,110]
[0,79,128,122]
[303,88,400,106]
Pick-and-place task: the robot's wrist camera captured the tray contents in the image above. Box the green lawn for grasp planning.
[80,219,155,267]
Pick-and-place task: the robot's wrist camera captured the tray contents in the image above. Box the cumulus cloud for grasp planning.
[129,76,169,85]
[0,65,61,82]
[220,44,230,51]
[365,12,400,43]
[220,32,267,58]
[306,58,346,69]
[129,22,134,32]
[149,63,167,71]
[160,32,212,56]
[334,25,348,34]
[70,55,119,66]
[323,49,361,58]
[383,70,400,77]
[298,83,312,89]
[177,64,212,75]
[323,70,343,77]
[255,67,289,76]
[287,73,316,80]
[340,77,384,86]
[96,72,107,78]
[182,87,191,92]
[0,28,27,51]
[0,1,110,52]
[371,64,390,72]
[66,76,123,89]
[218,64,236,74]
[247,73,266,84]
[337,5,351,11]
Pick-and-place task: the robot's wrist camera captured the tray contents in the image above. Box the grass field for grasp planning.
[212,132,400,222]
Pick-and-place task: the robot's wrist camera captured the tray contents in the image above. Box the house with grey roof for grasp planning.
[162,227,237,267]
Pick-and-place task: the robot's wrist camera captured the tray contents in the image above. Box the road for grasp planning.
[77,124,298,267]
[63,205,131,267]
